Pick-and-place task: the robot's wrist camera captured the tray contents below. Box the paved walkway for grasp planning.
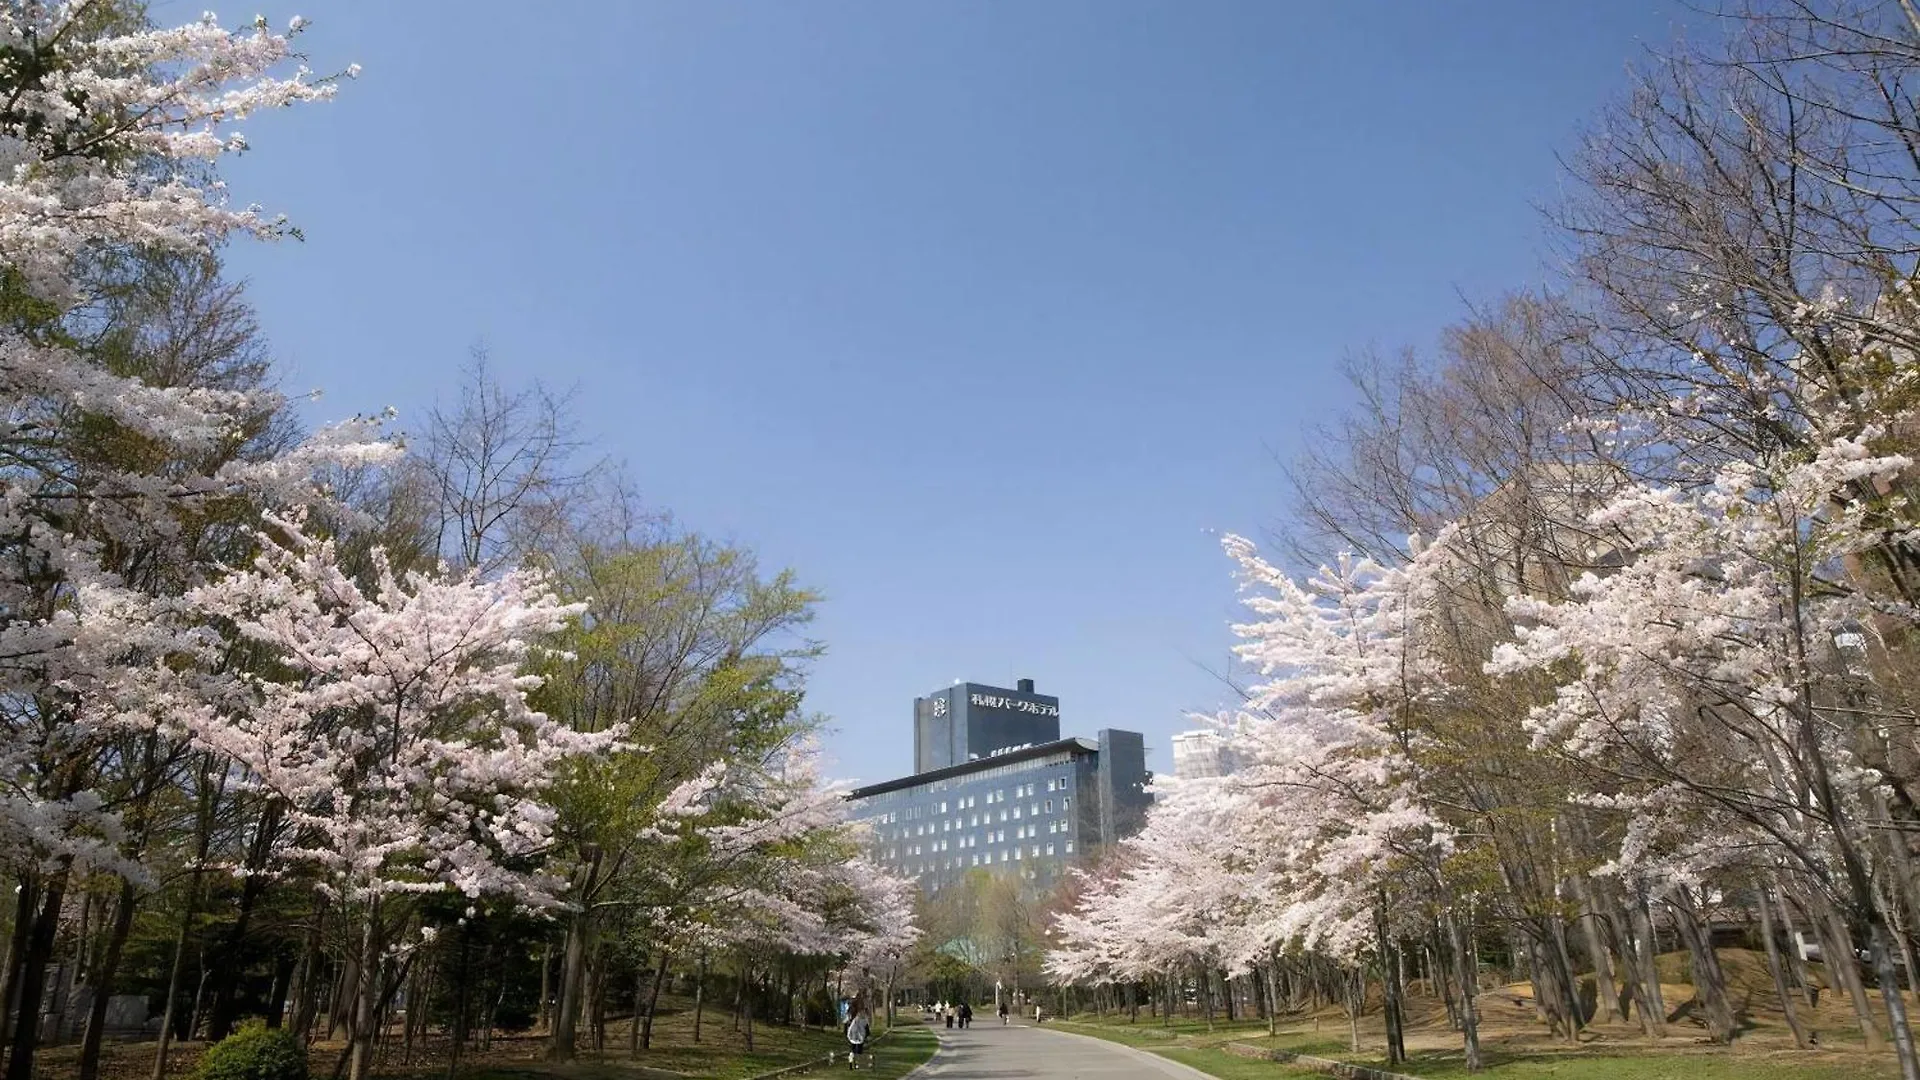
[912,1021,1215,1080]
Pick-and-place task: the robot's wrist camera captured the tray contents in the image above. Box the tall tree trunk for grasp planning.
[1572,875,1620,1024]
[1448,906,1483,1072]
[1757,884,1810,1049]
[1774,891,1816,1008]
[537,945,552,1034]
[288,902,326,1041]
[1261,963,1279,1037]
[547,849,601,1062]
[1868,911,1920,1080]
[346,911,383,1080]
[7,864,71,1080]
[1668,888,1735,1044]
[0,876,38,1046]
[742,963,754,1053]
[626,975,642,1058]
[265,951,294,1030]
[206,804,283,1042]
[1546,917,1586,1038]
[1816,901,1882,1049]
[1375,895,1405,1065]
[1628,892,1669,1036]
[155,756,221,1080]
[640,949,671,1051]
[692,955,705,1044]
[77,878,140,1080]
[150,884,201,1080]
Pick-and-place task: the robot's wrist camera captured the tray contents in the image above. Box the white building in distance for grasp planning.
[1170,730,1237,779]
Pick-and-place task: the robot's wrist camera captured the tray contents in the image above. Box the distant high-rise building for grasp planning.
[849,679,1151,893]
[1170,730,1237,779]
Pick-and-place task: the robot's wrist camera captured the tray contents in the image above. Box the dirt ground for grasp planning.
[24,996,871,1080]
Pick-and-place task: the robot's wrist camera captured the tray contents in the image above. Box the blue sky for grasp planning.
[209,1,1690,785]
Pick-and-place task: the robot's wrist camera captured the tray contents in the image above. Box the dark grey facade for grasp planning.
[851,678,1152,895]
[913,679,1061,774]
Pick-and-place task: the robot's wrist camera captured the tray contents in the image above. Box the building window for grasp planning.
[1012,807,1022,820]
[1044,799,1053,813]
[1065,841,1074,853]
[1061,797,1070,812]
[1046,843,1055,856]
[1013,848,1022,861]
[1030,803,1039,816]
[1031,845,1040,857]
[939,801,948,813]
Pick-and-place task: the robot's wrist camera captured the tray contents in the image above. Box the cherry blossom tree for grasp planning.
[188,516,610,1080]
[0,7,382,1077]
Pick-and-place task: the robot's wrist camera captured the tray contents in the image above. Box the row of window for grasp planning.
[886,798,1070,841]
[925,865,1049,891]
[885,816,1071,859]
[890,842,1075,876]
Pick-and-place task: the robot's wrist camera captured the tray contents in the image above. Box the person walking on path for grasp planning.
[998,1000,1009,1026]
[845,1003,872,1069]
[959,1003,972,1028]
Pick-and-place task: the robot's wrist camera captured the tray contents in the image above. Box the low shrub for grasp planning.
[193,1022,309,1080]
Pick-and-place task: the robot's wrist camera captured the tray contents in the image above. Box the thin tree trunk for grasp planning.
[1375,895,1405,1064]
[1774,891,1816,1008]
[1449,906,1483,1072]
[0,876,38,1047]
[346,911,383,1080]
[77,878,140,1080]
[640,949,670,1051]
[7,865,71,1080]
[1817,901,1882,1049]
[150,888,201,1080]
[1628,892,1669,1036]
[1758,884,1810,1049]
[289,901,326,1041]
[743,964,754,1053]
[1869,912,1920,1080]
[1546,917,1586,1038]
[1261,963,1279,1037]
[1668,888,1735,1044]
[626,975,642,1058]
[1572,875,1620,1024]
[692,955,705,1044]
[547,849,601,1062]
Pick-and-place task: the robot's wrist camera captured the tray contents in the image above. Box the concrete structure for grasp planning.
[850,680,1151,893]
[1170,729,1238,779]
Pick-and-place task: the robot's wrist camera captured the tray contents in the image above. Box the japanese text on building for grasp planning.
[970,693,1059,717]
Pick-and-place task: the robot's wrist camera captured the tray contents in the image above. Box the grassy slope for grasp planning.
[1046,950,1906,1080]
